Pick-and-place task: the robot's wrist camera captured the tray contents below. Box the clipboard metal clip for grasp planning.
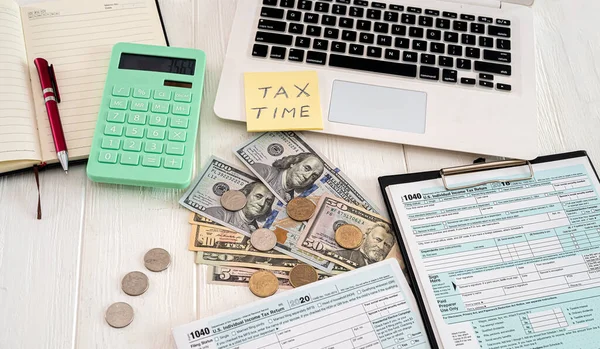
[440,160,534,191]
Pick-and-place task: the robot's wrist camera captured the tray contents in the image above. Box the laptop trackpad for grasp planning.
[328,80,427,134]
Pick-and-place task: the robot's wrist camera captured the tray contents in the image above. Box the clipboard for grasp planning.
[378,150,598,349]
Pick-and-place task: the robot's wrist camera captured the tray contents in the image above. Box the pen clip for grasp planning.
[48,64,61,103]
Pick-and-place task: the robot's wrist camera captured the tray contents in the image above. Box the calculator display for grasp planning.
[118,53,196,75]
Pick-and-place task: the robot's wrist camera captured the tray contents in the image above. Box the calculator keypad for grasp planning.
[100,85,193,170]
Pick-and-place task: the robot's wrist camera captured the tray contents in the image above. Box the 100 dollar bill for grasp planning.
[297,195,402,270]
[179,156,335,273]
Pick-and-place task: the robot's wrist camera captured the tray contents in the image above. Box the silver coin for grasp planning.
[250,228,278,251]
[220,190,247,211]
[144,248,171,272]
[121,271,149,296]
[105,302,134,328]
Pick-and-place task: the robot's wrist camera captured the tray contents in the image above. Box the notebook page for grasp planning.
[0,0,41,164]
[20,0,166,162]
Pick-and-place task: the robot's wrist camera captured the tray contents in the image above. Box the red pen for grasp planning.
[34,58,68,173]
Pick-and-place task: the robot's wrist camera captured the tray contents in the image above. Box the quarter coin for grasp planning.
[289,264,318,288]
[220,190,247,211]
[105,302,134,328]
[286,197,316,221]
[144,248,171,272]
[249,270,279,298]
[121,271,149,296]
[335,224,364,249]
[250,228,278,251]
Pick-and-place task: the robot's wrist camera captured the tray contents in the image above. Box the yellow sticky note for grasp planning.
[244,71,323,132]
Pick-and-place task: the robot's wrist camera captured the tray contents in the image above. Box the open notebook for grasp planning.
[0,0,166,174]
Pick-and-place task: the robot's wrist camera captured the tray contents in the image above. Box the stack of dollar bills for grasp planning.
[181,132,403,290]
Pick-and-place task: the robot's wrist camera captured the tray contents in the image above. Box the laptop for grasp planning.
[214,0,537,159]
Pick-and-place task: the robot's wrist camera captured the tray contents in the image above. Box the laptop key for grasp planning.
[313,39,329,50]
[497,83,512,91]
[295,36,311,47]
[384,11,399,22]
[457,58,471,70]
[401,14,416,25]
[478,16,493,23]
[412,40,427,51]
[407,7,422,14]
[258,19,287,31]
[453,20,467,31]
[333,4,347,15]
[496,19,511,26]
[419,66,439,80]
[374,22,389,33]
[287,10,302,21]
[409,27,424,38]
[436,18,450,29]
[340,17,354,28]
[306,50,327,64]
[425,9,439,16]
[367,46,382,58]
[442,69,457,82]
[466,47,480,58]
[439,56,453,67]
[462,34,476,45]
[289,23,304,34]
[288,48,305,61]
[389,4,403,11]
[497,39,511,50]
[419,16,433,27]
[331,41,347,52]
[322,15,336,25]
[256,31,293,45]
[471,23,484,34]
[420,53,435,65]
[442,11,457,19]
[448,44,462,56]
[357,20,371,30]
[367,9,381,20]
[359,33,374,43]
[385,48,400,60]
[430,42,445,53]
[391,25,406,35]
[252,44,269,57]
[475,61,511,75]
[354,0,368,6]
[298,0,312,10]
[281,0,295,8]
[403,51,418,62]
[377,35,392,46]
[325,28,340,38]
[329,53,417,77]
[349,44,365,55]
[304,13,319,23]
[315,1,330,12]
[342,30,357,41]
[488,25,511,38]
[264,0,278,5]
[427,29,441,40]
[394,37,409,48]
[307,25,322,36]
[479,80,493,88]
[349,6,364,17]
[444,32,458,43]
[261,7,285,19]
[371,2,386,8]
[270,46,286,59]
[461,77,476,85]
[479,73,493,80]
[461,14,475,21]
[484,49,511,63]
[479,36,493,47]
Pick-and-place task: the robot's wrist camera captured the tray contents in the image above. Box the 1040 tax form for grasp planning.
[385,153,600,349]
[173,259,429,349]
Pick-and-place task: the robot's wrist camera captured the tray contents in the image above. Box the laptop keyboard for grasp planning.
[252,0,513,92]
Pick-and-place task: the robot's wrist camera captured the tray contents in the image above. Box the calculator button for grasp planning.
[164,156,183,170]
[98,151,118,164]
[125,126,144,138]
[168,130,187,142]
[166,143,185,155]
[128,113,147,125]
[131,100,149,112]
[147,128,166,140]
[154,89,171,100]
[120,153,140,165]
[172,104,190,116]
[174,91,192,102]
[151,101,170,114]
[142,155,161,167]
[110,98,128,110]
[104,124,123,136]
[170,116,189,129]
[149,114,168,127]
[107,111,126,123]
[101,137,121,150]
[133,88,151,99]
[122,139,142,152]
[112,86,130,97]
[144,141,163,154]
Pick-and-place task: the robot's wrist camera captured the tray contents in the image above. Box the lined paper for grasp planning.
[20,0,166,162]
[0,0,41,164]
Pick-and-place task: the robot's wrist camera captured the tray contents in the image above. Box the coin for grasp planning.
[335,224,364,249]
[144,248,171,272]
[249,270,279,298]
[220,190,247,211]
[286,197,316,221]
[289,264,318,288]
[250,228,278,251]
[121,271,149,296]
[105,302,134,328]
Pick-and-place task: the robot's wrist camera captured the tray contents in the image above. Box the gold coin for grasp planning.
[249,270,279,298]
[289,264,318,288]
[286,197,316,221]
[335,224,364,249]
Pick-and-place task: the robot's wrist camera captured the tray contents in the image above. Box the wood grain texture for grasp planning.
[2,0,600,348]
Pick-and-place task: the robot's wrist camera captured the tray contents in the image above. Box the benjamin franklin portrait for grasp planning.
[335,222,395,268]
[204,182,275,232]
[251,152,325,202]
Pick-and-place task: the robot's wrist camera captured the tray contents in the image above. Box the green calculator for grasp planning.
[87,43,206,188]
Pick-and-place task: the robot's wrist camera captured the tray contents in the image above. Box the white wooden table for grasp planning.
[2,0,600,348]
